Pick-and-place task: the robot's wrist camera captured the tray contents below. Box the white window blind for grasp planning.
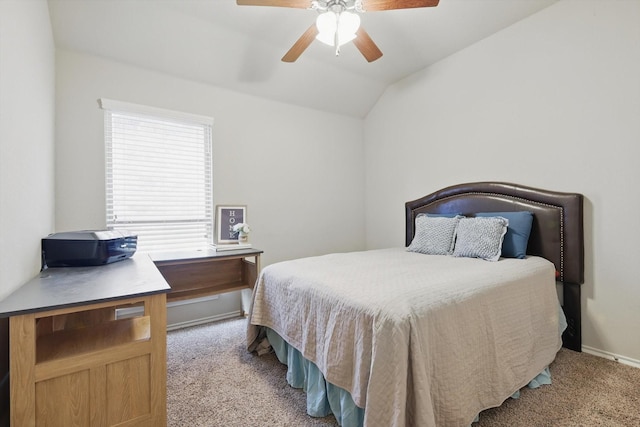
[100,99,213,253]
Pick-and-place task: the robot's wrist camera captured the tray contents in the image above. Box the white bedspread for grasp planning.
[247,248,562,427]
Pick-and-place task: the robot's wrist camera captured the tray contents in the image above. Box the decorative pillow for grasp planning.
[453,217,509,262]
[407,214,462,255]
[476,211,533,259]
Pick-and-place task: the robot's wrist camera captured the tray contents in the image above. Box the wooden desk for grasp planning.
[0,255,170,427]
[151,248,262,311]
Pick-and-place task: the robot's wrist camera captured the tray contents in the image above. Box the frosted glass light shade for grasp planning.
[316,11,360,47]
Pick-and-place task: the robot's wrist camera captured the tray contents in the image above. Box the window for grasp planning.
[100,99,213,253]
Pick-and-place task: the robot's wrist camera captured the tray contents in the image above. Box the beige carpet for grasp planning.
[167,317,640,427]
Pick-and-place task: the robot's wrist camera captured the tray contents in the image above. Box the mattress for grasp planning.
[248,248,563,426]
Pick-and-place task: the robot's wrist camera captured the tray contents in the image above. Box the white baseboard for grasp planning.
[116,300,243,332]
[582,345,640,369]
[117,295,222,319]
[166,310,243,331]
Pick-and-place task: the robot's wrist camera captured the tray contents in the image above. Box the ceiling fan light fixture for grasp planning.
[315,11,360,47]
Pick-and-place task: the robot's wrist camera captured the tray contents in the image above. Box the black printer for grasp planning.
[42,230,137,268]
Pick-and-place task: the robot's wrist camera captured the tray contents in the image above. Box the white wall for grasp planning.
[364,0,640,363]
[0,0,55,300]
[55,49,365,318]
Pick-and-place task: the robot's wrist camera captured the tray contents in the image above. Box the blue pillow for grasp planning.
[476,211,533,259]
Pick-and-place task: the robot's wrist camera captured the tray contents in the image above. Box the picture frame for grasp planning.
[215,205,247,244]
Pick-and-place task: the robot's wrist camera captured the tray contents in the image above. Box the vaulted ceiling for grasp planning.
[47,0,558,118]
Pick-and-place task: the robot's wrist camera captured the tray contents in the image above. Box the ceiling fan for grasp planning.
[236,0,440,63]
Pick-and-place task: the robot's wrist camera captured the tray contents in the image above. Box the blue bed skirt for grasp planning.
[265,328,553,426]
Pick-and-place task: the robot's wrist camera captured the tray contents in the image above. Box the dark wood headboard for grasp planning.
[405,182,585,351]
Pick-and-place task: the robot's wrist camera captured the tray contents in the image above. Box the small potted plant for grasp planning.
[232,223,251,243]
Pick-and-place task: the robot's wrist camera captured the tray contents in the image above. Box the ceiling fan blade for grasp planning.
[353,27,383,62]
[363,0,439,12]
[236,0,311,8]
[282,24,319,62]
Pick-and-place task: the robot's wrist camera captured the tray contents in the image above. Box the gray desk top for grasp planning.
[150,247,263,263]
[0,254,171,318]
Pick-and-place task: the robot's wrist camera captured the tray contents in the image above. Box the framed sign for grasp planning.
[215,205,247,244]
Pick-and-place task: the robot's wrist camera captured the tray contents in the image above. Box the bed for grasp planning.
[247,182,584,427]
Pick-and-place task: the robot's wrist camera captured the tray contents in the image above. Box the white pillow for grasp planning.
[453,217,509,262]
[407,214,462,255]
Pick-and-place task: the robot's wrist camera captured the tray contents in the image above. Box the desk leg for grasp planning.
[240,288,253,317]
[241,254,260,316]
[10,313,36,426]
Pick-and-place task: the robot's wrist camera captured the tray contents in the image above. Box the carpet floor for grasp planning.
[167,317,640,426]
